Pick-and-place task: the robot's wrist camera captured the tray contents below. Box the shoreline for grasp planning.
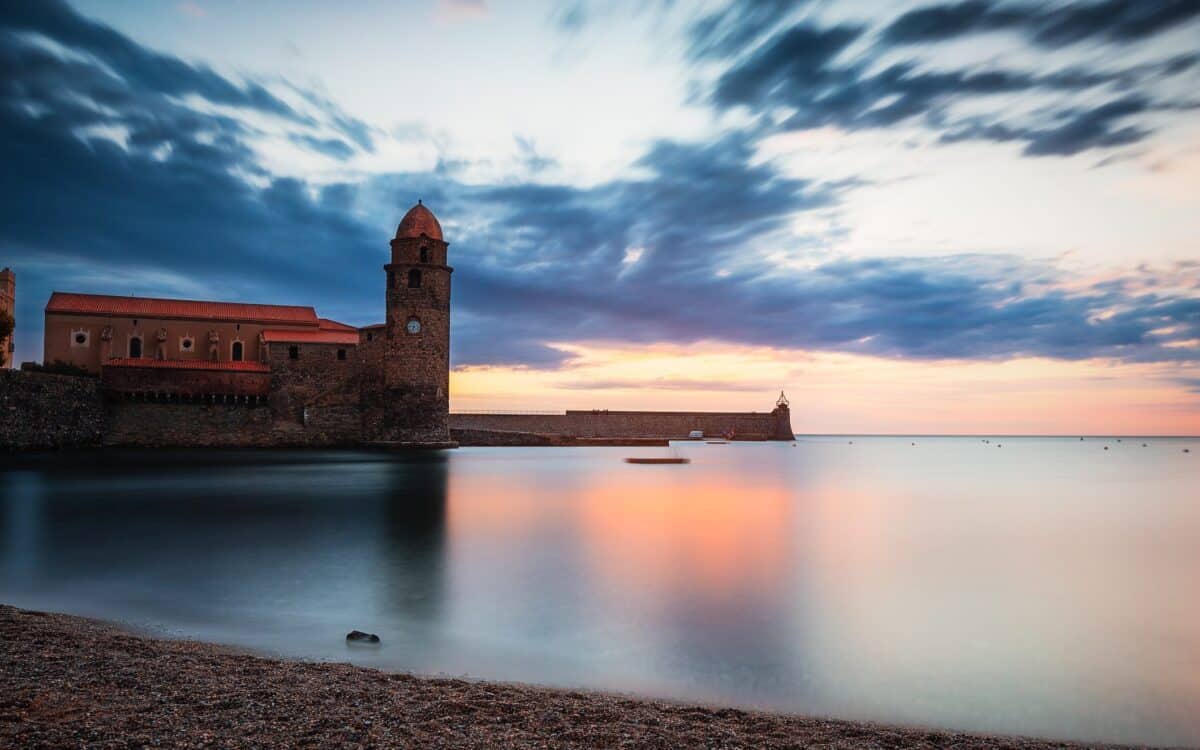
[0,604,1132,749]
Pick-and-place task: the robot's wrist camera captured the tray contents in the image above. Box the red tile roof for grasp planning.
[46,292,319,326]
[318,318,357,331]
[261,329,359,345]
[104,358,270,373]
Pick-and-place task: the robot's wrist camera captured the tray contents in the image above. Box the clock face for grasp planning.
[406,318,421,334]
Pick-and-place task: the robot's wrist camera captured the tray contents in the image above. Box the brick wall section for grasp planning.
[448,428,562,446]
[101,366,271,397]
[266,341,362,445]
[0,371,104,450]
[105,402,276,447]
[449,407,794,441]
[105,341,366,449]
[357,326,387,441]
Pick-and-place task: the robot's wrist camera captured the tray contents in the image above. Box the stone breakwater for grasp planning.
[450,408,794,442]
[0,605,1124,750]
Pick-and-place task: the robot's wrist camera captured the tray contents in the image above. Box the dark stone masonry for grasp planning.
[0,371,104,451]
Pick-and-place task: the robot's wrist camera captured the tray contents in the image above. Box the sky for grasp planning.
[1,0,1198,433]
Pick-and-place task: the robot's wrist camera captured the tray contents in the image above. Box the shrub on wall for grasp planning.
[20,359,96,378]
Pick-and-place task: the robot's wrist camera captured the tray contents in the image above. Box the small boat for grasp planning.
[625,457,690,464]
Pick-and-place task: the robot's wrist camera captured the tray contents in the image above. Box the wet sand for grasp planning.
[0,604,1128,749]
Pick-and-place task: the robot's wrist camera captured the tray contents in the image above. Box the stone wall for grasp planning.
[265,341,362,446]
[450,428,670,447]
[104,402,276,448]
[449,428,562,446]
[105,342,366,449]
[101,363,271,397]
[0,371,104,450]
[449,407,794,441]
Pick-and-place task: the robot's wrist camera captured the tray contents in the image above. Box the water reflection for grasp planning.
[1,439,1198,746]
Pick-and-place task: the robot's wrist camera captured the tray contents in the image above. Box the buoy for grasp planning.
[1104,446,1109,450]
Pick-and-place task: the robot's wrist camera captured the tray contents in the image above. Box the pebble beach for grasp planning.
[0,604,1131,749]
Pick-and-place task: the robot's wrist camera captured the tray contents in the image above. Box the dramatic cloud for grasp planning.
[695,1,1200,158]
[882,0,1200,47]
[686,0,801,61]
[0,0,1197,377]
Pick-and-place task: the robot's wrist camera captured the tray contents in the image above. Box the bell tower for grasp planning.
[381,201,453,443]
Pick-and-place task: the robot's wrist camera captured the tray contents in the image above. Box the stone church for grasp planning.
[40,202,455,448]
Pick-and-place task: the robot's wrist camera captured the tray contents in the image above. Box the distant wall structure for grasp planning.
[450,399,794,442]
[0,371,104,450]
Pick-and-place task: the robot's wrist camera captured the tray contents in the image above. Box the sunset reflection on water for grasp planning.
[2,439,1199,746]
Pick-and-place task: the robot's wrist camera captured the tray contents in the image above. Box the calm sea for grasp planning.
[2,438,1198,746]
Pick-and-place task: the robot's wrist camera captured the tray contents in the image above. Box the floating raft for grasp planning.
[625,457,691,465]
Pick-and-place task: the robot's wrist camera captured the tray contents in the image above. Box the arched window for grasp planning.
[408,269,422,288]
[420,247,429,263]
[232,341,244,362]
[129,336,142,358]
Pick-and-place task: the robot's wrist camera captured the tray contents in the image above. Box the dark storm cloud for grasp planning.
[686,0,803,61]
[939,95,1153,156]
[882,0,1200,47]
[1,0,302,121]
[1,0,1197,372]
[696,1,1199,157]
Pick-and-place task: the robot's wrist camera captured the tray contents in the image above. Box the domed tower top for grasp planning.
[395,200,443,241]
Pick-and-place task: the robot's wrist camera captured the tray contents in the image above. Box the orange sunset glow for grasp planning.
[451,341,1200,435]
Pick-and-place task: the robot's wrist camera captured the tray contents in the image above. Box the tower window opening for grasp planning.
[337,348,347,361]
[129,336,142,358]
[420,247,429,263]
[289,345,299,360]
[232,341,244,362]
[408,269,422,288]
